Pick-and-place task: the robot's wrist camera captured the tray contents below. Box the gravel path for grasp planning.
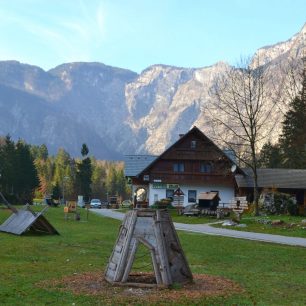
[91,209,306,247]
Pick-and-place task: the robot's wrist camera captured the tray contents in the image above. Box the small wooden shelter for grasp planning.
[0,192,59,235]
[198,192,220,210]
[0,205,59,235]
[105,209,193,287]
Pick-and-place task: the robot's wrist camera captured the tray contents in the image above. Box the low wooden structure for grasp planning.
[64,201,80,221]
[0,191,59,235]
[173,188,184,214]
[0,205,59,235]
[229,196,248,212]
[198,192,220,210]
[109,196,119,209]
[105,209,193,287]
[229,196,248,221]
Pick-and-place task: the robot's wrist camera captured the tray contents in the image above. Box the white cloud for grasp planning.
[0,0,108,68]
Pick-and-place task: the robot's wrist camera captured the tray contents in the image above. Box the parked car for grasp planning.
[90,199,102,209]
[121,200,132,208]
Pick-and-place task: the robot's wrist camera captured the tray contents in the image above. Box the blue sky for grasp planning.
[0,0,305,73]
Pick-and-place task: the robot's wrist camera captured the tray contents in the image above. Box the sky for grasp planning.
[0,0,305,73]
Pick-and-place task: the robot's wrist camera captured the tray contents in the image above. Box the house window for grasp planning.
[173,162,184,172]
[200,162,212,173]
[166,189,174,201]
[188,190,197,203]
[191,140,197,149]
[154,194,158,203]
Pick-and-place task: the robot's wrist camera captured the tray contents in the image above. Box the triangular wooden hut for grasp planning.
[105,209,193,287]
[0,192,59,235]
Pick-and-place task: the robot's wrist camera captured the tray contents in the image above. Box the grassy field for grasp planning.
[0,206,306,305]
[212,214,306,238]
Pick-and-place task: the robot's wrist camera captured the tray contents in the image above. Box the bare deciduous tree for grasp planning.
[209,58,278,215]
[277,57,304,115]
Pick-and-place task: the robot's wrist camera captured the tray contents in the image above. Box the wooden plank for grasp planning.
[112,251,123,263]
[115,245,123,253]
[108,262,117,270]
[153,210,172,286]
[112,282,167,289]
[114,210,138,281]
[122,240,138,282]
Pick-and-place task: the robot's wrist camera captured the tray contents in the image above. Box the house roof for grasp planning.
[198,192,220,200]
[124,155,157,177]
[137,126,243,177]
[235,168,306,189]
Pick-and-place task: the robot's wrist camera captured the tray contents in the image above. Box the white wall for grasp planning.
[148,183,235,207]
[149,187,166,204]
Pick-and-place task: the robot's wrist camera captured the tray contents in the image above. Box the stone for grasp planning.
[257,218,272,225]
[222,220,237,226]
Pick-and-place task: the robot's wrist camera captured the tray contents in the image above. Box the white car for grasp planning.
[90,199,102,209]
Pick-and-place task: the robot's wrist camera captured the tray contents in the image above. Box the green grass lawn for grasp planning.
[0,206,306,305]
[212,214,306,238]
[169,209,218,224]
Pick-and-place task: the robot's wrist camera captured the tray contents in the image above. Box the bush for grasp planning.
[263,192,298,215]
[151,198,175,209]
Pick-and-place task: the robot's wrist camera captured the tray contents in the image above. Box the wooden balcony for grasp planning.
[147,171,234,185]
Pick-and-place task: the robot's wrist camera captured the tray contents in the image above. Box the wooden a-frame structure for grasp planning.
[0,192,59,235]
[105,209,192,287]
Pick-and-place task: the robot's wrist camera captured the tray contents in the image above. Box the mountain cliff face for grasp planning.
[0,24,305,159]
[0,62,137,158]
[252,23,306,68]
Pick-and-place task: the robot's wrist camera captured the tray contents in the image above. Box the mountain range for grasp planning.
[0,23,305,159]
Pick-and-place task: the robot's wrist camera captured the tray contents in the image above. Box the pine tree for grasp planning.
[0,135,17,197]
[258,142,282,168]
[76,144,92,201]
[14,140,39,203]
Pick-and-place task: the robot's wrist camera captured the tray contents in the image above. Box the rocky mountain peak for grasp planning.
[251,23,306,68]
[0,24,305,159]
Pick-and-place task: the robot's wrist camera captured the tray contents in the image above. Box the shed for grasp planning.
[198,192,220,210]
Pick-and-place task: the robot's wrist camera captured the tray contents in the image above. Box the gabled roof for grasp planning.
[124,155,157,177]
[198,192,220,201]
[137,126,243,176]
[235,168,306,189]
